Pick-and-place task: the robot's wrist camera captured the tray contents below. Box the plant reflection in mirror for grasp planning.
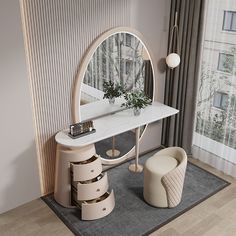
[103,80,124,100]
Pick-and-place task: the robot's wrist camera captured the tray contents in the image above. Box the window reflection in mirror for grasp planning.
[81,33,153,105]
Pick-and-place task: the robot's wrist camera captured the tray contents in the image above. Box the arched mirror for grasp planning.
[73,27,156,164]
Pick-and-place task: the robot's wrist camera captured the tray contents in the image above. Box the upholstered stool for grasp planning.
[143,147,187,208]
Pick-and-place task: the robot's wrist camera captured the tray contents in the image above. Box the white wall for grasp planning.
[0,0,41,213]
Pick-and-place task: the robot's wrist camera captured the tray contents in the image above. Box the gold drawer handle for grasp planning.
[90,169,94,173]
[96,188,100,192]
[102,207,106,211]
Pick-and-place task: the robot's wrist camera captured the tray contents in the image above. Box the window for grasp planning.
[223,11,236,32]
[125,60,132,75]
[193,1,236,162]
[213,92,229,110]
[217,53,234,73]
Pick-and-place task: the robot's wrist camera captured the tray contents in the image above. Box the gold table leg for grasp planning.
[128,127,143,172]
[106,136,120,158]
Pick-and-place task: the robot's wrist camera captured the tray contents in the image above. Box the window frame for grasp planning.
[222,10,236,32]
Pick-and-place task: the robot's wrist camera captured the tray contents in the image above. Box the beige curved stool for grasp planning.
[143,147,187,208]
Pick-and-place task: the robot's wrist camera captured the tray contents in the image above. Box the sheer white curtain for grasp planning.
[192,0,236,178]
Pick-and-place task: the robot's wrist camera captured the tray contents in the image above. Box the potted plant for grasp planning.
[121,90,152,116]
[103,80,124,104]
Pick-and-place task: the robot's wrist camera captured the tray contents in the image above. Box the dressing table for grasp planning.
[54,102,178,219]
[54,27,178,220]
[56,101,178,169]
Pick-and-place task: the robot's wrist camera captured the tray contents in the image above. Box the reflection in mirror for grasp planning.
[81,33,153,105]
[79,31,154,161]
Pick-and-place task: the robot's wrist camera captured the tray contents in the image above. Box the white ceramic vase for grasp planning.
[133,107,141,116]
[109,97,115,104]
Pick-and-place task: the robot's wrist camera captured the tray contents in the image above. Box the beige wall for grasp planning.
[21,0,171,194]
[0,0,41,213]
[21,0,132,194]
[0,0,171,210]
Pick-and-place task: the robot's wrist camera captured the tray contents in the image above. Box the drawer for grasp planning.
[71,155,102,181]
[73,173,109,201]
[72,190,115,220]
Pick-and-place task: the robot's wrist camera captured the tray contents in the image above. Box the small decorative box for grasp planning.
[68,120,96,139]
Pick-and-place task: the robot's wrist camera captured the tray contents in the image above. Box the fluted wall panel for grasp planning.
[20,0,131,194]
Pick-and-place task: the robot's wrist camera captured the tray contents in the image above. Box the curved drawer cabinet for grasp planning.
[54,144,96,207]
[54,143,115,221]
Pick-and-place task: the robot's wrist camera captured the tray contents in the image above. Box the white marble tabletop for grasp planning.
[56,102,178,148]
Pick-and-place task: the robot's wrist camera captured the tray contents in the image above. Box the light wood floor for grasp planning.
[1,158,236,236]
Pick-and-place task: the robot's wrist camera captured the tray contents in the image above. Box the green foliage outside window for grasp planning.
[196,94,236,149]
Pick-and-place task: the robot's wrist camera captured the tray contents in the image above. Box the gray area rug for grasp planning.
[42,151,230,236]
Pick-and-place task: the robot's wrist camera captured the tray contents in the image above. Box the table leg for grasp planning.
[128,127,143,172]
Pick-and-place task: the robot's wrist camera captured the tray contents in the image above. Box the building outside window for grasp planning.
[193,0,236,161]
[223,11,236,32]
[217,53,234,73]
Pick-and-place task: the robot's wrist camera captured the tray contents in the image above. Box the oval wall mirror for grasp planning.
[73,27,156,164]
